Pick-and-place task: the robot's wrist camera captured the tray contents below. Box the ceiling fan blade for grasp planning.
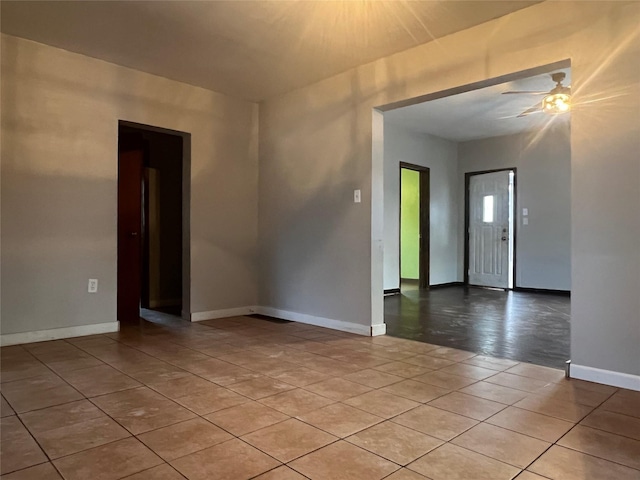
[502,91,548,95]
[517,105,543,117]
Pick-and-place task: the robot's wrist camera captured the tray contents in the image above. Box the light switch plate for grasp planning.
[354,189,361,203]
[522,208,529,216]
[523,218,529,225]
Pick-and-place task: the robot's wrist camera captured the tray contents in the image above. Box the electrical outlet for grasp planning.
[88,279,98,293]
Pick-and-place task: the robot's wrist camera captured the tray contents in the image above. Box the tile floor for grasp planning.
[1,315,639,480]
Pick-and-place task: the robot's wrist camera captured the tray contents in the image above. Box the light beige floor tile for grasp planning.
[244,358,301,376]
[413,370,478,390]
[1,374,83,413]
[197,362,263,386]
[514,472,549,480]
[0,462,63,480]
[487,405,574,442]
[0,416,47,475]
[170,438,280,480]
[297,402,382,437]
[347,420,442,465]
[242,418,336,462]
[459,380,530,405]
[514,394,594,422]
[564,378,618,395]
[123,363,192,385]
[0,361,52,384]
[529,445,640,480]
[396,342,440,354]
[91,387,196,434]
[342,369,404,388]
[381,379,450,403]
[288,440,399,480]
[505,363,565,383]
[373,361,432,378]
[438,363,499,380]
[53,437,162,480]
[258,388,335,416]
[122,464,185,480]
[173,385,249,415]
[581,408,640,440]
[146,375,217,399]
[59,365,141,397]
[205,401,289,436]
[137,418,232,461]
[600,391,640,418]
[557,424,640,470]
[462,355,519,371]
[268,367,330,387]
[1,395,15,417]
[383,469,431,480]
[303,377,372,401]
[26,414,129,459]
[253,466,308,480]
[534,381,614,407]
[452,423,551,468]
[428,392,506,420]
[403,355,456,370]
[343,390,420,418]
[392,405,478,441]
[427,347,477,362]
[407,443,520,480]
[485,372,549,393]
[226,376,295,399]
[45,355,104,374]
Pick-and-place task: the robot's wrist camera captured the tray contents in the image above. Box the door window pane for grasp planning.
[483,195,494,223]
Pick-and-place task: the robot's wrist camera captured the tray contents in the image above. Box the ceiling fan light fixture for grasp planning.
[542,92,570,114]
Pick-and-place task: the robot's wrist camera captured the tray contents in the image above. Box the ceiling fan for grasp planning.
[503,72,571,117]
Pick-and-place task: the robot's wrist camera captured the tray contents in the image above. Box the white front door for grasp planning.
[468,170,512,288]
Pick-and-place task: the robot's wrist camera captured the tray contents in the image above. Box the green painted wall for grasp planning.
[401,169,420,279]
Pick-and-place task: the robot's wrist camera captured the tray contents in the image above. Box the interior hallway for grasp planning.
[385,285,570,369]
[2,316,638,480]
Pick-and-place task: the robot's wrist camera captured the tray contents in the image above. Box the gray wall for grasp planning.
[259,2,640,376]
[383,124,459,290]
[1,34,259,334]
[458,126,571,290]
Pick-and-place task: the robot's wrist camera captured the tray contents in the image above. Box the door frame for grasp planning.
[464,167,517,287]
[118,120,192,320]
[399,162,430,289]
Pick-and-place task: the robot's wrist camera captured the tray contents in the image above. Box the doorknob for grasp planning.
[129,232,138,237]
[501,236,507,241]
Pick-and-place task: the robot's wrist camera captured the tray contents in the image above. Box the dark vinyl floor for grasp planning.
[384,284,570,369]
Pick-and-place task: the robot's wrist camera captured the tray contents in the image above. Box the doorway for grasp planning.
[117,122,189,323]
[399,163,430,290]
[465,169,516,289]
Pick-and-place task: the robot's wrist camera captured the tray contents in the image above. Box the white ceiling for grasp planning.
[1,1,539,101]
[384,68,571,142]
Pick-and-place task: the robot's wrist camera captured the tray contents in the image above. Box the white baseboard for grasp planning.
[371,323,387,336]
[0,322,120,347]
[256,306,373,336]
[571,364,640,391]
[191,306,258,322]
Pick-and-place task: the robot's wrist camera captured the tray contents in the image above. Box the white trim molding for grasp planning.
[256,306,372,336]
[371,323,387,336]
[571,364,640,392]
[191,306,257,322]
[0,322,120,347]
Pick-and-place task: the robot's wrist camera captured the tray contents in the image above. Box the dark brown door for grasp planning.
[117,148,144,322]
